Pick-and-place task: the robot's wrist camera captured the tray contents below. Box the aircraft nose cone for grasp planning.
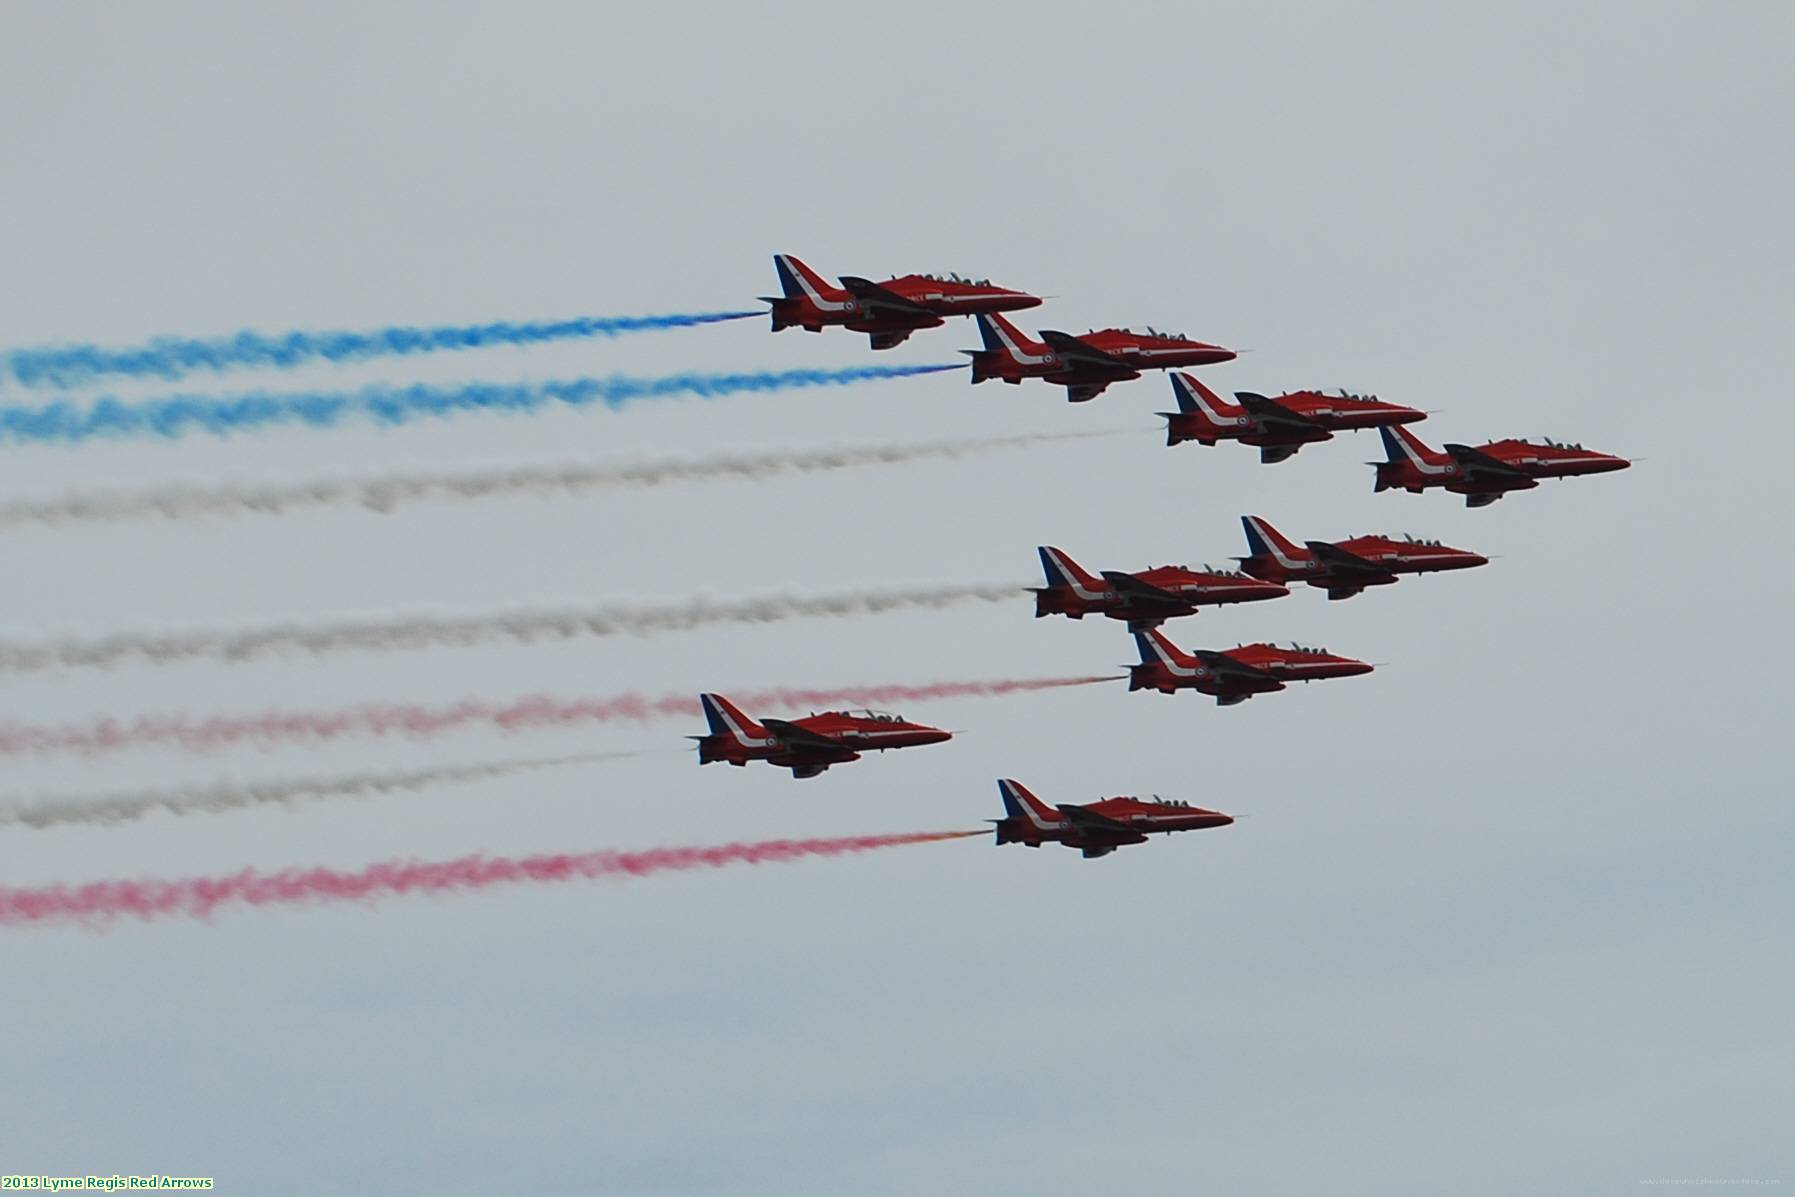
[1010,292,1044,309]
[919,728,953,745]
[1465,553,1491,567]
[1345,660,1375,676]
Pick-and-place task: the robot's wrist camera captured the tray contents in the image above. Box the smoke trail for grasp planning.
[0,430,1110,528]
[0,363,963,447]
[0,830,985,927]
[3,310,763,389]
[0,677,1114,758]
[0,583,1023,675]
[0,752,616,829]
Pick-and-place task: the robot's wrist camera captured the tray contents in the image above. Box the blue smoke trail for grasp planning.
[3,310,764,389]
[0,363,963,446]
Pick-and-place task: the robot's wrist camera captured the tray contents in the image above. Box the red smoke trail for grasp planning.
[0,830,985,929]
[0,676,1114,758]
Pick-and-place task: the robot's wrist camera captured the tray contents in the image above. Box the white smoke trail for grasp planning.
[0,583,1025,674]
[0,431,1109,528]
[0,751,618,829]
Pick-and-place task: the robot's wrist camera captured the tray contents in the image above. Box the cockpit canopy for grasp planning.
[832,708,903,723]
[1282,642,1329,655]
[1398,534,1442,546]
[1148,795,1192,808]
[1164,563,1248,578]
[1131,325,1190,340]
[917,271,992,286]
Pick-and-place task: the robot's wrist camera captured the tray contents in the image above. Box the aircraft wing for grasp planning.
[1305,541,1397,581]
[1038,330,1137,378]
[868,330,916,350]
[1062,380,1114,404]
[1059,805,1139,836]
[1192,649,1278,684]
[1445,443,1533,483]
[761,718,843,751]
[1100,570,1194,614]
[838,276,937,320]
[1236,391,1325,434]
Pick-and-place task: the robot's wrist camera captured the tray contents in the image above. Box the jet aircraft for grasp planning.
[963,312,1235,402]
[991,778,1233,859]
[1161,373,1425,462]
[1033,545,1288,630]
[692,693,951,779]
[1374,426,1630,507]
[762,254,1040,350]
[1129,629,1373,705]
[1237,515,1488,600]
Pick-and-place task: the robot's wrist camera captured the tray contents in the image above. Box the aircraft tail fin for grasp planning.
[1037,546,1103,592]
[1379,424,1444,465]
[1169,372,1222,416]
[698,693,766,743]
[976,312,1015,353]
[1240,515,1304,561]
[772,253,833,301]
[997,778,1060,828]
[1132,627,1192,668]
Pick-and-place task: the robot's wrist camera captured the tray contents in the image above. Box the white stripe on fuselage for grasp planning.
[705,696,773,748]
[1002,781,1066,830]
[1243,518,1311,571]
[779,256,853,312]
[1391,430,1455,475]
[1045,549,1111,601]
[1176,376,1244,425]
[990,319,1054,365]
[1143,636,1204,678]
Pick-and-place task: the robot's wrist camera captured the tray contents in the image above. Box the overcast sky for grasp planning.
[2,2,1791,1193]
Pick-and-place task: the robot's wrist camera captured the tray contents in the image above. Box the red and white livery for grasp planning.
[964,312,1236,403]
[1374,426,1630,508]
[693,693,952,779]
[1237,515,1488,601]
[1033,545,1287,630]
[1161,374,1426,463]
[991,778,1233,859]
[762,254,1040,351]
[1129,628,1373,706]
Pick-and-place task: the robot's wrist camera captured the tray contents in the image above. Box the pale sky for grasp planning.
[1,3,1791,1193]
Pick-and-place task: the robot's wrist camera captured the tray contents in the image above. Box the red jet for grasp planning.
[964,312,1236,402]
[1161,373,1426,463]
[1033,545,1288,630]
[761,254,1041,350]
[1129,629,1373,706]
[991,778,1233,859]
[693,693,951,779]
[1374,426,1630,508]
[1237,515,1488,601]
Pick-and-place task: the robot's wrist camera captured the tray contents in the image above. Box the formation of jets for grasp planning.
[685,253,1634,857]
